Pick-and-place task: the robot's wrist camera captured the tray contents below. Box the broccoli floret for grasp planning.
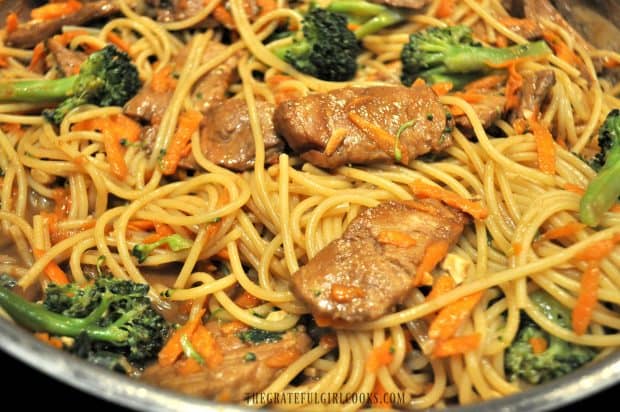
[0,45,141,124]
[400,25,551,87]
[327,0,404,39]
[505,291,597,385]
[131,233,193,264]
[0,277,169,369]
[273,8,361,81]
[580,109,620,226]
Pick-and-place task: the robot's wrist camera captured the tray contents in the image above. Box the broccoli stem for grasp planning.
[419,67,480,89]
[0,76,77,102]
[580,145,620,226]
[0,286,127,343]
[327,0,405,39]
[444,41,551,73]
[353,10,404,39]
[327,0,387,16]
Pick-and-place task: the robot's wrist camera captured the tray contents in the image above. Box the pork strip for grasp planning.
[291,200,467,323]
[369,0,431,9]
[455,94,507,133]
[274,85,452,169]
[46,37,87,77]
[509,69,556,123]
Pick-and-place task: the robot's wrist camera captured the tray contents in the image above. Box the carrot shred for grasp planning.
[6,12,19,35]
[31,0,82,20]
[256,0,276,16]
[191,324,223,369]
[313,314,348,328]
[106,32,131,54]
[34,332,64,349]
[177,357,202,375]
[127,220,156,232]
[219,320,248,335]
[150,65,177,93]
[28,42,46,72]
[512,242,522,256]
[0,56,8,68]
[371,380,392,409]
[330,284,365,303]
[161,110,203,175]
[377,230,417,248]
[529,113,556,175]
[432,333,481,358]
[347,22,360,31]
[234,291,262,309]
[213,5,236,29]
[428,291,484,340]
[431,82,453,96]
[366,338,394,373]
[415,240,450,286]
[540,222,585,242]
[409,180,489,220]
[504,62,523,111]
[0,123,23,135]
[265,348,302,368]
[602,56,620,69]
[451,91,486,104]
[564,183,585,195]
[215,248,230,260]
[324,128,348,156]
[464,74,506,92]
[529,336,548,354]
[572,262,600,336]
[33,248,70,285]
[543,30,581,66]
[348,111,409,164]
[412,78,426,87]
[158,309,206,367]
[574,235,620,262]
[426,274,456,301]
[436,0,455,18]
[54,29,88,47]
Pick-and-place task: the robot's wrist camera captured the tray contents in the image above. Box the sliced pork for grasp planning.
[509,69,556,123]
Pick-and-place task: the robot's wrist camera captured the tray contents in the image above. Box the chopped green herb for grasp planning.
[244,352,257,362]
[237,328,283,344]
[395,120,416,162]
[180,333,204,365]
[426,113,434,121]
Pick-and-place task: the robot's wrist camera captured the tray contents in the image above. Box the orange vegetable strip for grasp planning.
[529,114,556,175]
[574,235,620,262]
[158,309,206,367]
[410,180,489,220]
[348,111,409,164]
[34,332,64,349]
[432,334,481,358]
[431,82,453,96]
[191,324,223,369]
[428,291,484,340]
[415,240,450,286]
[377,230,417,248]
[256,0,276,16]
[150,65,177,93]
[464,75,507,93]
[426,274,456,301]
[28,42,45,72]
[366,338,394,373]
[213,5,235,29]
[324,128,348,156]
[161,110,203,175]
[154,222,175,237]
[529,336,548,354]
[234,291,262,309]
[102,126,127,179]
[127,220,156,232]
[504,62,523,111]
[265,348,302,368]
[451,92,486,103]
[436,0,455,18]
[177,357,202,375]
[54,29,88,46]
[371,380,392,410]
[33,248,70,285]
[6,12,19,35]
[412,78,426,87]
[31,0,82,20]
[543,30,580,66]
[572,262,601,336]
[540,222,585,242]
[564,183,585,195]
[106,32,131,54]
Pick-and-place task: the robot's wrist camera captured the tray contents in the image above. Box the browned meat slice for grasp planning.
[199,99,283,171]
[148,0,207,22]
[46,37,87,77]
[498,17,542,40]
[0,0,36,26]
[124,87,172,124]
[291,200,467,323]
[509,69,555,123]
[5,0,119,48]
[192,42,240,113]
[455,94,506,133]
[369,0,430,9]
[274,85,452,169]
[142,326,311,401]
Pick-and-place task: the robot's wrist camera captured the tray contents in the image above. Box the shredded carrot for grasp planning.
[347,22,360,31]
[611,204,620,213]
[127,220,156,232]
[377,230,417,248]
[529,336,548,354]
[432,333,481,358]
[234,291,262,309]
[412,78,426,87]
[564,183,585,195]
[529,113,556,175]
[371,380,392,409]
[106,32,131,54]
[161,110,203,175]
[540,222,585,242]
[54,29,88,46]
[313,314,348,328]
[348,111,409,164]
[219,320,248,335]
[415,240,449,286]
[602,56,620,69]
[495,34,508,48]
[543,30,581,66]
[367,338,394,373]
[150,65,177,93]
[426,274,456,301]
[33,248,70,285]
[574,235,620,262]
[266,74,294,86]
[102,126,128,179]
[324,128,348,156]
[0,123,23,136]
[572,262,600,336]
[410,180,489,220]
[428,291,484,340]
[0,56,8,68]
[34,332,64,349]
[6,12,18,35]
[213,5,236,29]
[191,324,223,369]
[155,222,174,237]
[464,74,506,92]
[158,309,206,367]
[177,357,202,375]
[28,42,45,72]
[31,0,82,20]
[436,0,455,18]
[215,247,230,260]
[504,62,523,111]
[330,284,365,303]
[431,82,453,96]
[256,0,276,16]
[265,348,302,368]
[512,242,522,256]
[451,91,486,104]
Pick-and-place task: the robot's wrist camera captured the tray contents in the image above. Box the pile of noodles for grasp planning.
[1,0,620,409]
